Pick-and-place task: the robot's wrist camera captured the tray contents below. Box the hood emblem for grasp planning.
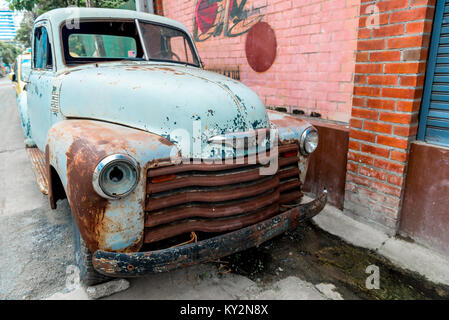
[209,128,272,149]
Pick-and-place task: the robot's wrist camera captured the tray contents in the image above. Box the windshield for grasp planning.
[21,58,31,82]
[61,20,199,66]
[139,22,199,66]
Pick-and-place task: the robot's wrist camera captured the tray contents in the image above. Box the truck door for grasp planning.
[27,21,55,152]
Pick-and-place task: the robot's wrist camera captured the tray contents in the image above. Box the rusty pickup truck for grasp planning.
[23,8,326,285]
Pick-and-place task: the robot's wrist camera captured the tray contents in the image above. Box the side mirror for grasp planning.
[8,73,15,82]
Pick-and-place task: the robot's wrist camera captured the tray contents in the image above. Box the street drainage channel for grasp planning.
[212,221,449,300]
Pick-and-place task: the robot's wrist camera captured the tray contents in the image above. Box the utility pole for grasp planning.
[135,0,154,13]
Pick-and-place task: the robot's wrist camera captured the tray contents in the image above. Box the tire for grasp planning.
[72,216,111,286]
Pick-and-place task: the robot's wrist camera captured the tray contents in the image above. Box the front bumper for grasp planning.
[92,191,327,277]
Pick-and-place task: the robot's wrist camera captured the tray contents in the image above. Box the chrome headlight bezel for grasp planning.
[92,154,140,200]
[299,127,319,155]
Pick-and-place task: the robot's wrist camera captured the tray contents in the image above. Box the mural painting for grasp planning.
[193,0,267,42]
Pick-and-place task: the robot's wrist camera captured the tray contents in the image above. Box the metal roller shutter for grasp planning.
[418,0,449,146]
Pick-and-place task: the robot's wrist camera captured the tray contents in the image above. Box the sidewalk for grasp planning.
[312,198,449,287]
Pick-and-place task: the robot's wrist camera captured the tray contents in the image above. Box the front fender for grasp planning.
[267,110,316,183]
[46,120,179,253]
[267,110,313,145]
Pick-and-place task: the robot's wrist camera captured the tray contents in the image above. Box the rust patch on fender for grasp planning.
[66,137,108,253]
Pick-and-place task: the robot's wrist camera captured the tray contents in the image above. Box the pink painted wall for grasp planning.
[163,0,360,123]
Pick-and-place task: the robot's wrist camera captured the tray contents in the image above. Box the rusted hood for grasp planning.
[58,62,270,159]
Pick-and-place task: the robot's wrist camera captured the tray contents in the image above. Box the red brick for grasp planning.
[407,20,433,34]
[373,24,405,38]
[354,86,381,97]
[349,139,361,151]
[350,129,377,143]
[352,107,378,120]
[367,98,396,110]
[390,7,433,24]
[403,48,429,61]
[376,0,409,12]
[371,180,401,197]
[364,121,393,134]
[384,62,426,74]
[355,64,383,74]
[379,112,413,124]
[397,100,421,112]
[394,125,418,137]
[353,97,366,107]
[411,0,435,6]
[358,28,372,39]
[368,75,398,85]
[347,172,372,188]
[382,88,417,99]
[400,75,425,87]
[347,162,359,173]
[356,52,369,62]
[355,74,367,84]
[350,118,363,129]
[377,135,408,149]
[361,143,390,158]
[359,166,387,181]
[387,36,428,49]
[374,159,406,175]
[388,174,404,186]
[370,51,401,62]
[358,39,386,51]
[348,151,374,165]
[391,150,408,162]
[358,186,387,203]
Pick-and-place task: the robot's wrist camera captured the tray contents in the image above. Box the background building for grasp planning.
[0,7,17,42]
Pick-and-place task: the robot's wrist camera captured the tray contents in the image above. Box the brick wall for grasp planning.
[163,0,360,122]
[153,0,164,15]
[344,0,435,233]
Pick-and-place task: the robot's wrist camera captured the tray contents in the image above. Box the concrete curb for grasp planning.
[312,201,449,287]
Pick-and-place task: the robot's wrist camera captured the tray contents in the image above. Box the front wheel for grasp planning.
[72,217,111,286]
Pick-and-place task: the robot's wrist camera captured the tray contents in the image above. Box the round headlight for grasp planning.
[93,154,139,199]
[300,127,319,155]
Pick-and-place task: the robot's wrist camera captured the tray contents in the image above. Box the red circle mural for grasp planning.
[245,22,277,73]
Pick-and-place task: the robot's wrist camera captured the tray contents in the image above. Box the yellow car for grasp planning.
[9,52,31,96]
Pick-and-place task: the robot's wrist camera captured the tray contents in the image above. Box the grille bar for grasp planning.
[144,203,280,244]
[145,190,280,228]
[148,166,268,194]
[146,175,279,211]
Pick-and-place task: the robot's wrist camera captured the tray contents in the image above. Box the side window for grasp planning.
[33,26,53,70]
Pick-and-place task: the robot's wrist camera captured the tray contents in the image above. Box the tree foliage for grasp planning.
[8,0,130,47]
[7,0,128,14]
[14,11,34,48]
[0,41,23,64]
